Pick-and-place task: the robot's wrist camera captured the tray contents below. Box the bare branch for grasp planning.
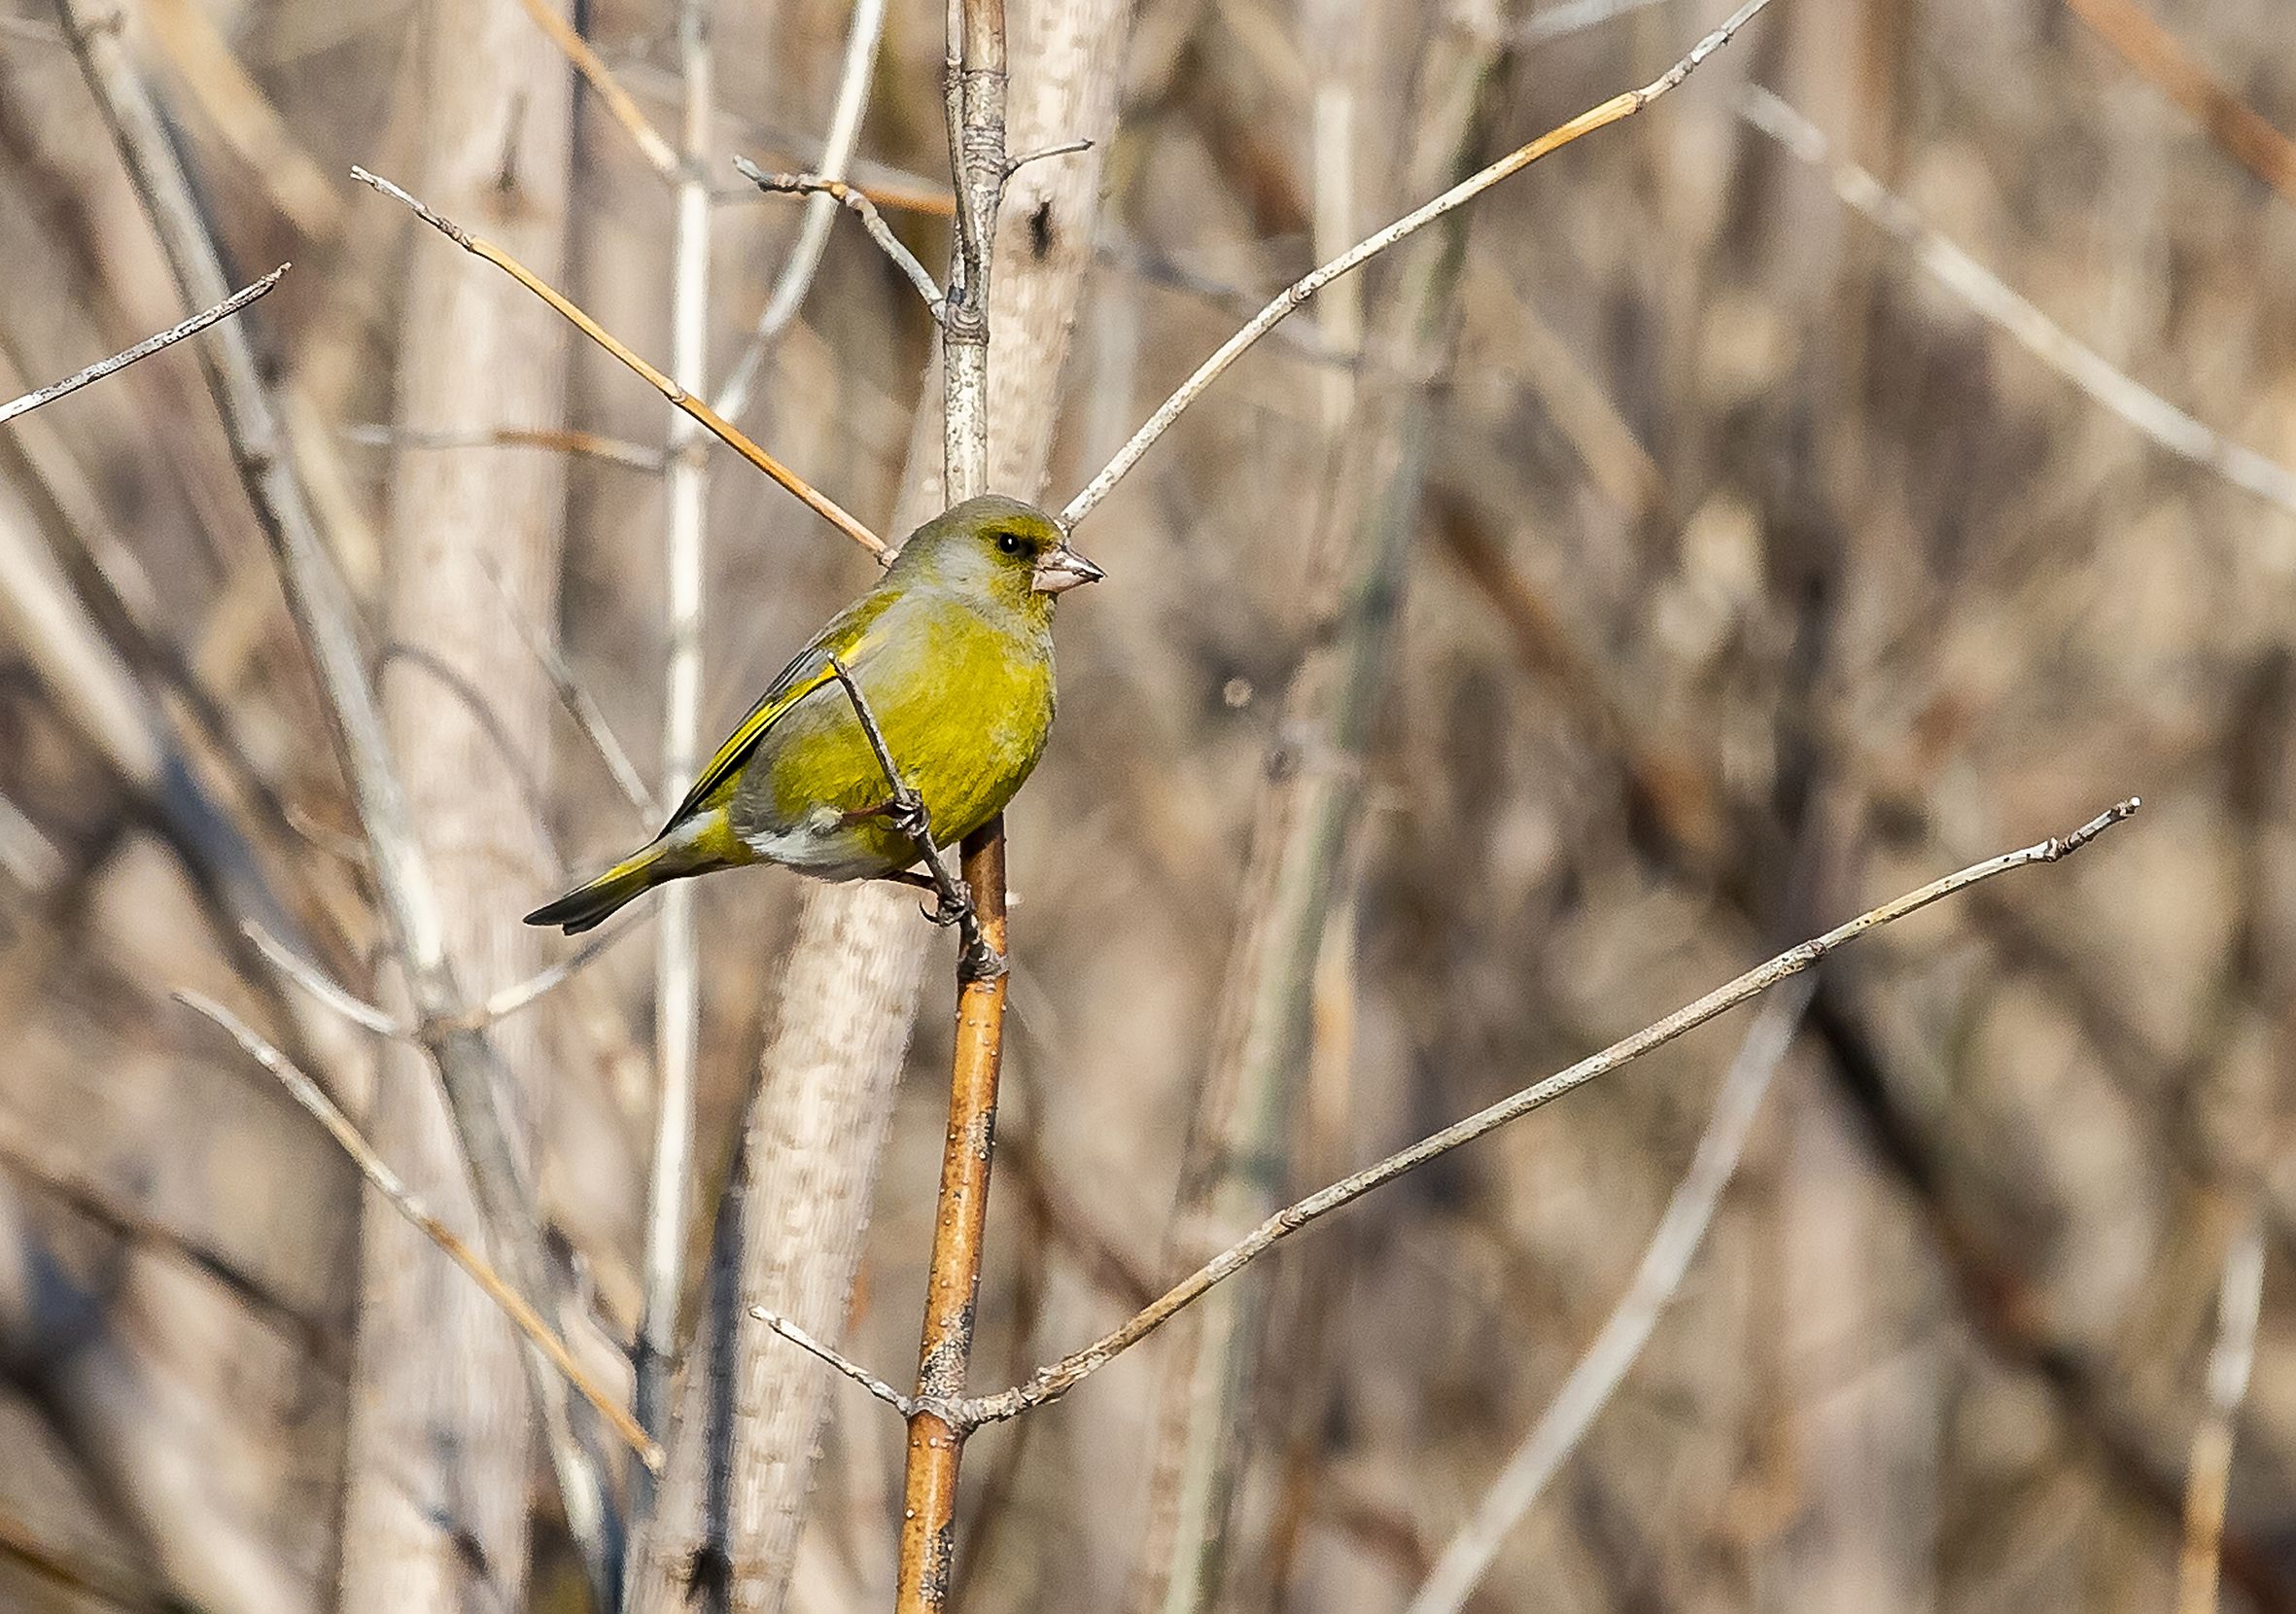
[1405,979,1812,1614]
[508,0,679,175]
[1057,0,1777,529]
[1737,85,2296,521]
[749,1308,917,1418]
[482,560,656,817]
[351,163,889,557]
[0,264,287,427]
[715,0,892,420]
[2066,0,2296,205]
[2177,1216,2268,1614]
[955,799,2140,1427]
[734,158,945,322]
[1003,136,1093,175]
[176,992,665,1474]
[346,422,668,473]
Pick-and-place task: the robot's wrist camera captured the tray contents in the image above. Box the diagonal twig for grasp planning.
[0,265,287,427]
[734,158,945,321]
[176,992,664,1474]
[1058,0,1778,529]
[749,1307,917,1418]
[945,799,2139,1428]
[822,652,1002,979]
[2066,0,2296,206]
[1738,85,2296,521]
[351,164,888,558]
[508,0,678,175]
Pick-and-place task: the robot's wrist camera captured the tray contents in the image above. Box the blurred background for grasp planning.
[2,0,2294,1608]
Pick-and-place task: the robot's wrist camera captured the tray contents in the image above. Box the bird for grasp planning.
[524,493,1103,934]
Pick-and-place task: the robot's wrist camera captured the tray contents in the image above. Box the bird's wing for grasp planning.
[658,587,900,833]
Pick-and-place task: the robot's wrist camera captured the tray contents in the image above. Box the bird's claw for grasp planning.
[922,877,973,928]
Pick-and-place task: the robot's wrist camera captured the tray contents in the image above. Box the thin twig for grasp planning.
[750,1308,917,1417]
[950,800,2139,1428]
[346,422,667,473]
[351,164,888,556]
[715,0,892,420]
[508,0,679,175]
[734,158,945,321]
[1519,0,1677,45]
[1057,0,1777,528]
[0,265,287,427]
[2176,1215,2268,1614]
[822,653,999,978]
[176,992,665,1474]
[2066,0,2296,205]
[1737,85,2296,520]
[248,913,645,1037]
[1004,136,1094,174]
[482,561,656,816]
[1406,978,1812,1614]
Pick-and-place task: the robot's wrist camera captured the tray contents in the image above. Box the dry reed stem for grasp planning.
[350,165,887,556]
[177,993,664,1472]
[0,264,285,426]
[950,799,2139,1426]
[1737,86,2296,522]
[2176,1216,2267,1614]
[508,0,678,175]
[1057,0,1777,529]
[141,0,342,236]
[1406,979,1811,1614]
[2066,0,2296,205]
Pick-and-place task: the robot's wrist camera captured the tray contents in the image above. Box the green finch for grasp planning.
[525,493,1101,934]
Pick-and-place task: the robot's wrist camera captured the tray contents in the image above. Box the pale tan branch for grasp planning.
[345,422,668,473]
[1405,978,1812,1614]
[1057,0,1776,528]
[715,0,891,420]
[483,560,657,816]
[2176,1216,2267,1614]
[734,158,945,322]
[508,0,679,175]
[0,264,286,427]
[1737,86,2296,520]
[2066,0,2296,205]
[351,164,888,556]
[176,992,665,1474]
[953,799,2139,1427]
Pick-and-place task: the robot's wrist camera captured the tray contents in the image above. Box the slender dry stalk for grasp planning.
[1405,980,1811,1614]
[348,422,669,473]
[1129,17,1503,1609]
[714,0,892,421]
[0,264,284,426]
[640,0,714,1472]
[2176,1215,2267,1614]
[626,1,1134,1607]
[733,162,945,321]
[52,10,614,1596]
[892,6,1017,1605]
[2065,0,2296,205]
[352,165,887,557]
[509,0,679,175]
[1737,85,2296,521]
[176,992,662,1471]
[139,0,342,237]
[1057,0,1777,529]
[940,799,2139,1425]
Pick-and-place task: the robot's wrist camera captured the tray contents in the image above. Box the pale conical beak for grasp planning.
[1032,544,1106,594]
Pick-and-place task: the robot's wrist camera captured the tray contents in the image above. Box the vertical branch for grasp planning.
[2176,1215,2267,1614]
[1127,21,1508,1613]
[639,0,713,1472]
[897,7,1013,1607]
[51,0,612,1602]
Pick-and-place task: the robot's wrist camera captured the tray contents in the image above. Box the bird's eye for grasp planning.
[996,532,1024,555]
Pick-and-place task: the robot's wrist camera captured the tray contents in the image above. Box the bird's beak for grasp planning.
[1032,543,1106,594]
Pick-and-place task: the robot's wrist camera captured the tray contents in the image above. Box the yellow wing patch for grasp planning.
[662,659,836,832]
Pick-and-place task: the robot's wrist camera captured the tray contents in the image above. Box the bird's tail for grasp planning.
[524,836,686,934]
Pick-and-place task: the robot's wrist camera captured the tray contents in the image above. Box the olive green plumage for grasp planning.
[525,494,1102,933]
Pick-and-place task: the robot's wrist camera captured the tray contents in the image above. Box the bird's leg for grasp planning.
[823,655,1003,977]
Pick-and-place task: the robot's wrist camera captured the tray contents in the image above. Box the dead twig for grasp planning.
[345,422,667,473]
[351,164,887,557]
[2177,1215,2268,1614]
[734,158,945,322]
[0,265,287,427]
[177,992,664,1472]
[1058,0,1778,528]
[2066,0,2296,205]
[508,0,679,175]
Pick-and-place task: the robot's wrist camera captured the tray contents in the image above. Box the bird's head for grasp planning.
[889,494,1104,617]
